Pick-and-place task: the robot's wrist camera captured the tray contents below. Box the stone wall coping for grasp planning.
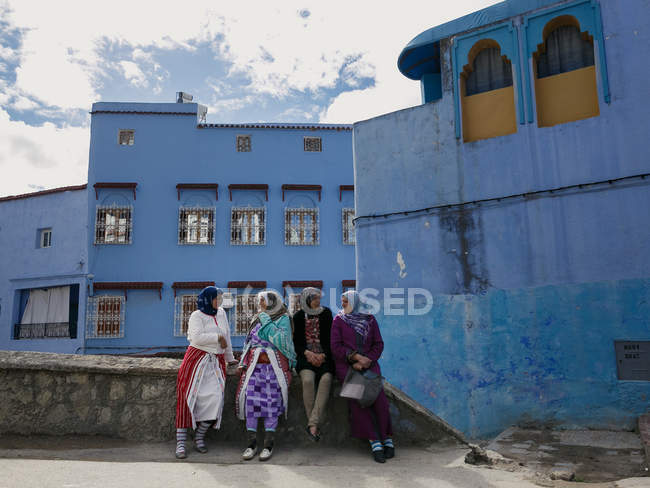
[0,350,182,377]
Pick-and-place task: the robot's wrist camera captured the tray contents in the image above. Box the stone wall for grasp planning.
[0,350,464,445]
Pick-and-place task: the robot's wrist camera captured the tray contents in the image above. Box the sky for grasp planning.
[0,0,500,197]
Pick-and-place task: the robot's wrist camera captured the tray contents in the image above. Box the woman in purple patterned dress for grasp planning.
[236,290,296,462]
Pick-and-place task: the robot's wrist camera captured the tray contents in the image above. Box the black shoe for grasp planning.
[384,446,395,459]
[306,425,320,442]
[195,441,208,454]
[372,449,386,463]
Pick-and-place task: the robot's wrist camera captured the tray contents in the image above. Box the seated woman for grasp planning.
[292,287,334,441]
[175,286,237,459]
[236,290,296,462]
[331,290,394,463]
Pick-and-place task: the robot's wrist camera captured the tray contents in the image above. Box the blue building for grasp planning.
[0,185,88,353]
[84,99,355,354]
[353,0,650,438]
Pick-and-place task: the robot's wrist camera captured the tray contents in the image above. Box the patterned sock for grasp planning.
[369,440,384,452]
[176,428,187,453]
[383,438,394,448]
[195,421,211,449]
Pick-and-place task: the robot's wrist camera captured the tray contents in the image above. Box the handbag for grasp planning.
[340,367,384,408]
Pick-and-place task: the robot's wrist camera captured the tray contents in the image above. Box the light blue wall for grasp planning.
[0,189,88,353]
[354,0,650,438]
[86,103,354,354]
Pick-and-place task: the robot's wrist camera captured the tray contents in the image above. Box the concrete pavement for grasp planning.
[0,435,649,488]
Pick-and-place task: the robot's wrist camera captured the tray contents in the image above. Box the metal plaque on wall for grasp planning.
[614,341,650,381]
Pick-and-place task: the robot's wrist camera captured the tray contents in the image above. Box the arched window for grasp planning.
[537,24,595,78]
[460,40,517,142]
[465,47,513,96]
[534,16,599,127]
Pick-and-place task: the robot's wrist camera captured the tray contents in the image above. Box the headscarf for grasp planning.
[197,286,223,316]
[300,287,324,315]
[248,290,291,334]
[249,289,297,367]
[258,290,289,322]
[338,290,372,338]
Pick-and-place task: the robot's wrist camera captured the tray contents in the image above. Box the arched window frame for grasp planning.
[461,39,514,96]
[533,16,595,79]
[452,22,524,140]
[522,0,609,124]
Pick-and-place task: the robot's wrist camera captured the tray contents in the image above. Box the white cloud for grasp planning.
[119,60,148,88]
[0,108,88,196]
[0,0,503,195]
[4,0,502,111]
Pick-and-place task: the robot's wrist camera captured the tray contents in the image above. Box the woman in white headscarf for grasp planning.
[292,287,334,441]
[235,290,296,462]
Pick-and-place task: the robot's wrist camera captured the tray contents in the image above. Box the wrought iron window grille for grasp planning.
[94,205,133,245]
[236,135,251,152]
[86,295,125,339]
[231,207,266,245]
[178,207,215,245]
[174,294,197,337]
[285,207,319,246]
[303,136,322,152]
[118,129,135,146]
[342,208,355,245]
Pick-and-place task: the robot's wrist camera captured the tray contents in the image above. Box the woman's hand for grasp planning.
[352,362,364,371]
[305,350,318,366]
[237,366,246,376]
[353,354,372,369]
[357,354,372,369]
[218,335,228,349]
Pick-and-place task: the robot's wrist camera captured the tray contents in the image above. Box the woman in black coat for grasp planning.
[292,287,334,441]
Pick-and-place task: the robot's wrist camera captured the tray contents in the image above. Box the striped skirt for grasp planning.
[176,346,226,429]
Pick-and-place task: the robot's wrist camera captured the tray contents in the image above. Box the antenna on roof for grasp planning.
[176,92,193,103]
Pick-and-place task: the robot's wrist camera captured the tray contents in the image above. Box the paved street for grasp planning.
[0,437,648,488]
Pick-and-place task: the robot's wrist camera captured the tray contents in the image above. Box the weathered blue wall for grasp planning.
[87,102,354,353]
[0,188,88,353]
[353,0,650,438]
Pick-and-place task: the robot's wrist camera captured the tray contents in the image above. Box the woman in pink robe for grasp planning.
[330,290,394,463]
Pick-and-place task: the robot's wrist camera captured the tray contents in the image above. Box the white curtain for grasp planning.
[21,286,70,324]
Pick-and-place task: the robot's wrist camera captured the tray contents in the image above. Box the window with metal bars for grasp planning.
[288,293,301,315]
[304,136,322,152]
[86,295,124,338]
[174,294,197,336]
[231,207,265,245]
[178,207,215,245]
[236,135,251,152]
[342,208,355,245]
[118,129,135,146]
[285,208,319,246]
[94,206,133,244]
[234,293,259,335]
